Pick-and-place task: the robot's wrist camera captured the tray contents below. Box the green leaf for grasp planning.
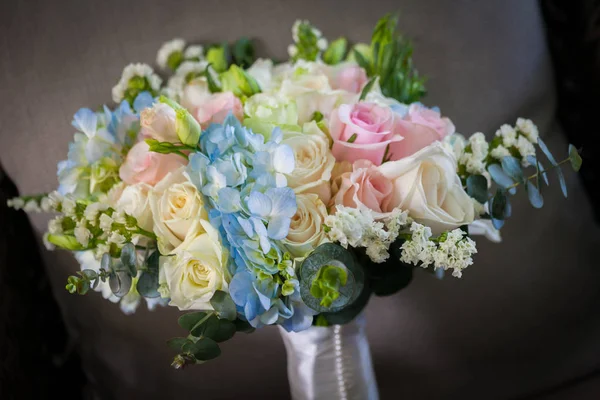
[167,337,191,352]
[80,269,98,281]
[233,319,255,333]
[359,77,377,101]
[466,175,489,204]
[178,311,209,331]
[352,49,372,76]
[167,50,183,71]
[210,290,237,321]
[211,319,236,343]
[108,270,132,297]
[183,337,221,361]
[204,64,222,93]
[46,234,85,251]
[490,189,507,220]
[231,37,255,68]
[321,283,371,325]
[369,258,413,296]
[190,314,219,337]
[526,181,544,208]
[556,167,568,198]
[120,242,137,276]
[501,156,524,183]
[220,64,261,97]
[323,37,347,65]
[346,133,358,143]
[569,144,582,172]
[137,251,160,298]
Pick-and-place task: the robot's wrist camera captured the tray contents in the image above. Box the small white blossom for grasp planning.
[516,135,536,159]
[516,118,539,143]
[7,197,25,210]
[48,217,63,234]
[184,45,204,60]
[491,145,511,160]
[443,134,466,161]
[61,196,76,217]
[288,44,298,58]
[40,197,53,212]
[84,202,109,222]
[156,38,186,70]
[23,200,41,212]
[496,124,517,147]
[434,229,477,278]
[94,243,110,259]
[99,213,114,232]
[74,221,92,248]
[317,38,328,51]
[107,231,126,246]
[112,211,127,225]
[112,63,162,103]
[472,198,486,216]
[292,20,304,42]
[47,191,63,210]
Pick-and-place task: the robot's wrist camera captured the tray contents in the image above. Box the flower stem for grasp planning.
[506,157,570,190]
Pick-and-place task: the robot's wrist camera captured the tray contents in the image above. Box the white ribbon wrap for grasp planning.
[279,314,379,400]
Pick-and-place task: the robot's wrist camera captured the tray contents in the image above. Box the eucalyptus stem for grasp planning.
[506,157,570,190]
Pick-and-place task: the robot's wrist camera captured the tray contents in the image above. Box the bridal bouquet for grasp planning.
[9,15,582,368]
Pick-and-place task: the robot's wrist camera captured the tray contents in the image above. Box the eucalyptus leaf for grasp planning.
[231,37,255,68]
[182,337,221,361]
[501,156,524,183]
[80,269,98,280]
[321,283,372,325]
[490,189,507,220]
[466,175,489,204]
[101,253,112,272]
[109,270,132,298]
[488,164,516,195]
[526,181,544,208]
[167,337,191,352]
[491,218,505,230]
[569,144,582,172]
[211,319,236,343]
[369,258,413,296]
[120,242,137,276]
[191,314,220,338]
[178,311,208,331]
[537,137,558,166]
[233,319,255,334]
[210,291,237,321]
[137,271,160,298]
[557,167,568,198]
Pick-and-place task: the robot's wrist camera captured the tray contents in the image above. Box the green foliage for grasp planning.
[108,270,132,298]
[569,144,582,172]
[526,181,543,208]
[220,64,261,98]
[299,243,365,313]
[137,251,160,298]
[231,37,255,68]
[290,20,323,62]
[501,156,524,184]
[210,290,237,321]
[359,77,377,101]
[488,164,516,195]
[466,175,488,204]
[323,37,347,65]
[233,319,255,334]
[120,243,137,276]
[360,14,426,103]
[167,50,184,71]
[206,44,229,73]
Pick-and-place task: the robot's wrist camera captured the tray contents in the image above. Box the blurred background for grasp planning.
[1,1,599,399]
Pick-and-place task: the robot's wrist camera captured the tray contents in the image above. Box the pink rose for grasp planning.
[183,85,243,128]
[140,103,178,143]
[329,102,403,166]
[330,159,393,217]
[119,141,187,186]
[328,63,368,94]
[390,104,455,160]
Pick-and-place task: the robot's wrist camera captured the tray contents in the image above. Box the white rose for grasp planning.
[282,193,329,258]
[149,167,208,254]
[246,58,276,92]
[114,183,153,231]
[159,221,230,310]
[283,121,336,203]
[295,90,358,124]
[378,142,475,234]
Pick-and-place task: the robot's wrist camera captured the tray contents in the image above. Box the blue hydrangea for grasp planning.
[57,92,153,197]
[187,114,310,329]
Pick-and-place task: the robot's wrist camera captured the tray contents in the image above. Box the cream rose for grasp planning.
[378,142,475,234]
[115,183,153,232]
[283,121,336,203]
[282,193,329,258]
[159,221,230,310]
[149,167,209,254]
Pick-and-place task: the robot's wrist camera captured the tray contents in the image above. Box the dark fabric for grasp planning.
[1,1,600,399]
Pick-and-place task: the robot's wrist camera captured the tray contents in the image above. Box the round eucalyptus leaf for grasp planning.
[101,252,112,272]
[210,291,237,321]
[501,156,524,183]
[321,283,372,326]
[183,337,221,361]
[137,271,160,298]
[178,312,208,331]
[190,314,219,338]
[526,181,544,209]
[109,270,132,297]
[120,242,137,276]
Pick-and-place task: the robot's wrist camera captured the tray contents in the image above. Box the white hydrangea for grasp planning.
[490,145,511,160]
[325,205,409,263]
[516,118,539,143]
[112,63,162,103]
[156,38,186,70]
[74,221,92,248]
[516,135,536,159]
[184,45,204,60]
